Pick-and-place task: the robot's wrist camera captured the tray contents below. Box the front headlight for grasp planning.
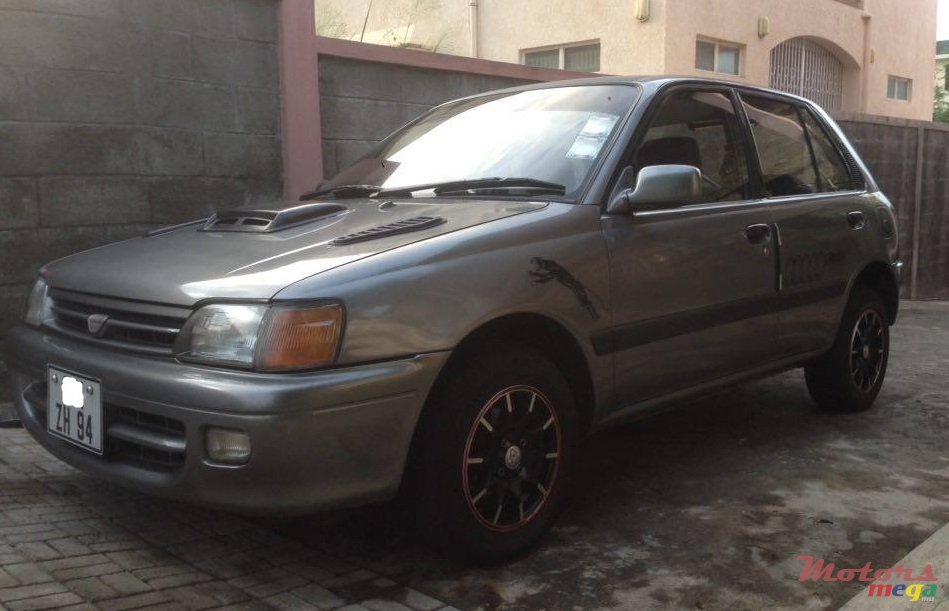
[176,303,266,367]
[175,302,343,371]
[24,278,52,327]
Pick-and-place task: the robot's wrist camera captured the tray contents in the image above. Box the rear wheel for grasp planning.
[805,287,889,412]
[407,346,578,564]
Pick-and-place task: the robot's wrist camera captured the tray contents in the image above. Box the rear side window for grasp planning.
[800,110,858,192]
[740,95,817,197]
[633,90,750,203]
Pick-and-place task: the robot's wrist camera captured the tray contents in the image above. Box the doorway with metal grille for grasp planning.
[769,38,844,111]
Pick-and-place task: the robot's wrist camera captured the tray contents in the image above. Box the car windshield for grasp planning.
[322,84,640,201]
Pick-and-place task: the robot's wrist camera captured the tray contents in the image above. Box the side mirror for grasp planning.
[607,165,703,214]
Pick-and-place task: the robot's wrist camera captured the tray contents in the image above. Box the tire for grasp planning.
[406,345,579,565]
[805,286,890,413]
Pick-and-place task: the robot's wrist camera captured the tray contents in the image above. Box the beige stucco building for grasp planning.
[315,0,937,120]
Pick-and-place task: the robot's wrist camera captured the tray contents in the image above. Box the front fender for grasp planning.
[275,203,614,411]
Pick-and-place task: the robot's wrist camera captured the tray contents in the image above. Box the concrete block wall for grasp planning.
[318,56,532,178]
[0,0,283,344]
[836,121,920,287]
[918,129,949,300]
[837,116,949,301]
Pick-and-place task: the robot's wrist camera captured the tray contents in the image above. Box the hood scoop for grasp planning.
[202,203,348,233]
[332,216,446,246]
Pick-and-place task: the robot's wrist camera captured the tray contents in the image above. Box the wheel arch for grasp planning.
[434,313,597,434]
[397,312,597,500]
[850,261,900,324]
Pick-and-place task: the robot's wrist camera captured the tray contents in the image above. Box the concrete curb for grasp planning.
[840,522,949,610]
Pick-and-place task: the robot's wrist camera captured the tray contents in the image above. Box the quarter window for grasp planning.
[800,111,857,192]
[632,90,750,203]
[741,95,818,197]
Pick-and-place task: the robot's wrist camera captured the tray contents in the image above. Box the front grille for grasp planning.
[116,407,185,436]
[47,290,189,355]
[23,381,187,471]
[109,438,186,468]
[107,406,186,469]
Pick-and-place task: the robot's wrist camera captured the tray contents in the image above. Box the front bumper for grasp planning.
[5,324,449,515]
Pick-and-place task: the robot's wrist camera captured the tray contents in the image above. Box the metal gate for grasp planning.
[769,38,844,110]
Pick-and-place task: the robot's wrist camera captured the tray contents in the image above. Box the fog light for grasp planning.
[206,428,251,464]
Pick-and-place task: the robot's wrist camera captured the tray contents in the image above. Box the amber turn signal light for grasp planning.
[257,304,343,371]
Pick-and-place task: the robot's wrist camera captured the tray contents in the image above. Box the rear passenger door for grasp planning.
[739,93,868,356]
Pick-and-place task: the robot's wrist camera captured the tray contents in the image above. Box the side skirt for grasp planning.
[591,348,827,432]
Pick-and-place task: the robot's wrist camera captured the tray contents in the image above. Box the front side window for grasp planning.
[741,95,817,197]
[632,89,750,203]
[324,85,639,200]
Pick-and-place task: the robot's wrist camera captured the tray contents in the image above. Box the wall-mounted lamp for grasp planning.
[758,16,771,38]
[635,0,649,22]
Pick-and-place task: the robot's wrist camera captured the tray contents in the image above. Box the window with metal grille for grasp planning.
[769,38,843,111]
[523,42,600,72]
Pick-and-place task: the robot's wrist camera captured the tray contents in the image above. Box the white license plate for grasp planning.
[47,367,103,455]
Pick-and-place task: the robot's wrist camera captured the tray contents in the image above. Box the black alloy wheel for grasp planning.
[462,385,562,532]
[805,286,890,412]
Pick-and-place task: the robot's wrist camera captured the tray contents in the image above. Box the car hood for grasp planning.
[44,198,547,305]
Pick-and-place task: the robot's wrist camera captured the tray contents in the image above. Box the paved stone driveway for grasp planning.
[1,301,948,610]
[0,429,456,611]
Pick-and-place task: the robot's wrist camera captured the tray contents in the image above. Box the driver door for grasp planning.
[601,87,783,408]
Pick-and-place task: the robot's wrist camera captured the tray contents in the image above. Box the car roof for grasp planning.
[472,75,817,109]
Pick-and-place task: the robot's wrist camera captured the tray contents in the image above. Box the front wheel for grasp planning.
[805,286,890,412]
[406,346,578,564]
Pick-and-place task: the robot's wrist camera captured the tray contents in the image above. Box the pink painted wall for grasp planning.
[278,0,590,200]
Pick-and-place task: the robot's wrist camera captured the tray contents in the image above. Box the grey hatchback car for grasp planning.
[6,77,900,562]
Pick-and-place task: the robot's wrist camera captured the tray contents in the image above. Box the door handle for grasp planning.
[847,211,865,230]
[744,223,772,244]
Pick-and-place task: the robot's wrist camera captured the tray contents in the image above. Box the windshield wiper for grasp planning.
[376,177,567,198]
[301,178,568,201]
[299,184,383,200]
